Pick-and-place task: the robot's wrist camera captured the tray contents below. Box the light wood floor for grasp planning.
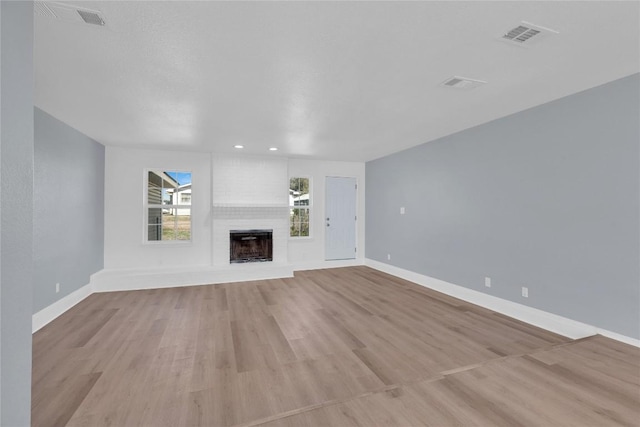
[32,266,640,427]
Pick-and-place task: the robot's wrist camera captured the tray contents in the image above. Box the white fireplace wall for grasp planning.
[104,147,212,270]
[212,154,289,266]
[212,154,288,205]
[103,149,366,274]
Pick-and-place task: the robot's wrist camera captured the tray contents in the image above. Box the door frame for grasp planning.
[324,175,358,260]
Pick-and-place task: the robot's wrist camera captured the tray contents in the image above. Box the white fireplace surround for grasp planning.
[211,154,290,266]
[213,214,288,266]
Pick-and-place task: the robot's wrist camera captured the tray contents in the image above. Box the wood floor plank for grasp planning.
[32,372,101,427]
[33,266,640,427]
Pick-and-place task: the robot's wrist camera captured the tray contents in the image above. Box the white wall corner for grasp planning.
[32,281,94,333]
[364,258,639,348]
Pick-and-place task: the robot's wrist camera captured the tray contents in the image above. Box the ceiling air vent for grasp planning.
[34,2,107,28]
[504,25,540,42]
[77,9,105,26]
[500,21,558,46]
[440,76,487,90]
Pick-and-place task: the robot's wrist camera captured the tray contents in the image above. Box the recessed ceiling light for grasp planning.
[234,145,244,149]
[269,147,278,151]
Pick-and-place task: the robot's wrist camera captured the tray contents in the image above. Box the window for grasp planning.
[146,170,192,242]
[180,193,191,204]
[289,177,310,237]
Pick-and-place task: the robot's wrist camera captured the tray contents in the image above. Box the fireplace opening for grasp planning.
[230,229,273,263]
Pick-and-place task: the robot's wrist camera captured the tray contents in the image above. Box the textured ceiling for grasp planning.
[34,1,640,162]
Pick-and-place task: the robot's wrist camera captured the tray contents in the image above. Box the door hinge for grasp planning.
[355,247,357,252]
[355,215,357,221]
[355,184,358,189]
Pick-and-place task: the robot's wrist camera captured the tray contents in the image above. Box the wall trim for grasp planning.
[365,258,640,348]
[32,282,93,333]
[32,262,354,331]
[594,328,640,348]
[92,263,295,292]
[34,264,296,331]
[291,258,365,272]
[34,261,639,348]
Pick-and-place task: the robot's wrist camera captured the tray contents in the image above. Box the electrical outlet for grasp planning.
[400,207,405,215]
[522,286,528,298]
[485,277,491,288]
[387,254,391,260]
[55,282,60,293]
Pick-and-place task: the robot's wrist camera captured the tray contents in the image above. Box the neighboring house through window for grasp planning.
[146,170,192,241]
[169,183,192,216]
[289,177,310,237]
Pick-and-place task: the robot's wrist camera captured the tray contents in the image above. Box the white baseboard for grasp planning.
[92,263,295,292]
[32,261,362,333]
[34,264,297,332]
[594,328,640,348]
[32,282,93,333]
[291,258,365,272]
[36,262,302,329]
[35,261,639,348]
[365,258,640,348]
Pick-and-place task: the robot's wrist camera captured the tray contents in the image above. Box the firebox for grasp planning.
[229,229,273,263]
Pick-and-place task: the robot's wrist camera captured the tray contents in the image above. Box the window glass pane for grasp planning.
[290,208,300,237]
[162,212,175,241]
[148,171,162,204]
[300,208,309,223]
[175,211,191,240]
[148,225,162,241]
[147,170,192,242]
[290,207,310,237]
[290,178,307,195]
[300,207,309,236]
[149,208,191,240]
[289,178,310,237]
[290,178,310,204]
[148,208,162,226]
[173,171,192,186]
[162,188,172,205]
[148,171,192,206]
[299,178,309,196]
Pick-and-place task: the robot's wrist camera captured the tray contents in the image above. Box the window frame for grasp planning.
[143,169,193,245]
[289,176,312,239]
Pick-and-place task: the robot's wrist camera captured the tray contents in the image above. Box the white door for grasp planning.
[325,176,357,260]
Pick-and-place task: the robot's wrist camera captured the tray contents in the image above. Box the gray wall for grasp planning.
[34,108,105,313]
[366,74,640,339]
[0,1,34,425]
